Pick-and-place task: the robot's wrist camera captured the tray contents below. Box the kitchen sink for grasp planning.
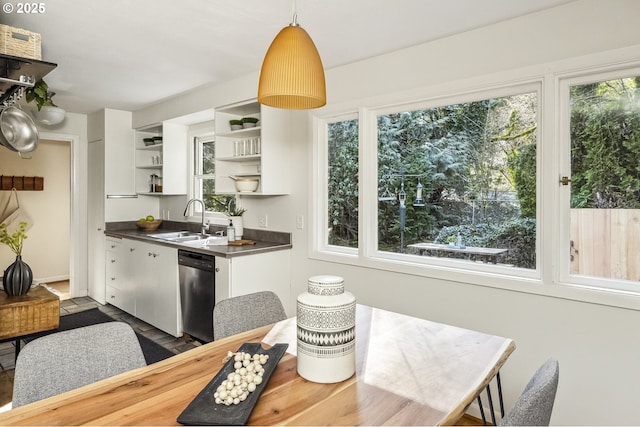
[148,231,197,240]
[147,231,228,246]
[171,235,211,242]
[180,235,229,247]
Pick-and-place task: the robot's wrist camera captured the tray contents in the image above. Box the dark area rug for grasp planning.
[25,308,175,365]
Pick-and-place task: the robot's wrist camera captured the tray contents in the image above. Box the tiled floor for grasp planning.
[0,291,201,411]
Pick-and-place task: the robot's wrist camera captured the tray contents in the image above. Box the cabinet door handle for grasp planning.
[215,267,220,272]
[110,259,116,263]
[111,277,116,281]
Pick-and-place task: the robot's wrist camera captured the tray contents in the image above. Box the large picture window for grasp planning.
[376,92,537,270]
[314,59,640,305]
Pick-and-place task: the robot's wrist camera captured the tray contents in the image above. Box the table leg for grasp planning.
[497,372,505,417]
[476,395,487,425]
[475,371,505,425]
[485,384,497,426]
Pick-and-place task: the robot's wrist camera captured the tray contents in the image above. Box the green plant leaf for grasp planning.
[34,86,47,98]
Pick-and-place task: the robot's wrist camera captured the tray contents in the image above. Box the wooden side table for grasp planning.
[0,286,60,360]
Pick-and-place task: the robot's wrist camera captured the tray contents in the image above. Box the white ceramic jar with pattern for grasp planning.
[296,275,356,383]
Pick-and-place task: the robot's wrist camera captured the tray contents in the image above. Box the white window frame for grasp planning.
[365,84,542,280]
[313,83,543,284]
[556,65,640,296]
[311,45,640,311]
[312,112,360,258]
[193,133,215,202]
[187,130,228,226]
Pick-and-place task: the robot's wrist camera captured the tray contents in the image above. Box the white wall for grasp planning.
[0,139,70,281]
[1,112,87,294]
[132,0,640,423]
[38,113,88,295]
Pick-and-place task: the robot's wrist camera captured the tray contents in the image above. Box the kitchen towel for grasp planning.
[0,188,33,234]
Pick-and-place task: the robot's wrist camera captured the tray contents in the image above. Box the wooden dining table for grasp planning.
[0,304,515,426]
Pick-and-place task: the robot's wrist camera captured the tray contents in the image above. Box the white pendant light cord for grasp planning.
[291,0,299,26]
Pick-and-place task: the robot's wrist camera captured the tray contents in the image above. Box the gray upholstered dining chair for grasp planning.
[12,322,146,408]
[213,291,287,340]
[500,358,559,426]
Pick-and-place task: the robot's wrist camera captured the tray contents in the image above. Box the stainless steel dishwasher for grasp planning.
[178,250,216,343]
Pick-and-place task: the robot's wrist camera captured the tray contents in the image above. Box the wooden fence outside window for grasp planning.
[570,209,640,282]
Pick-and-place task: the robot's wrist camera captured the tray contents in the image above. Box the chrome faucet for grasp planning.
[183,198,209,235]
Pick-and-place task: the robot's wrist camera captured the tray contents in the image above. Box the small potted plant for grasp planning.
[227,206,246,217]
[241,117,259,128]
[226,205,247,239]
[0,221,33,296]
[229,119,243,131]
[447,235,457,246]
[25,79,66,125]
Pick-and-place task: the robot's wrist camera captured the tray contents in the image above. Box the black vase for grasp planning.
[2,255,33,296]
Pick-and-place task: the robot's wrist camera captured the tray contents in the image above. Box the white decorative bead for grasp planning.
[214,351,271,406]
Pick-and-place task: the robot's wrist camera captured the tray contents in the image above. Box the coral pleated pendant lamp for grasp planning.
[257,7,326,110]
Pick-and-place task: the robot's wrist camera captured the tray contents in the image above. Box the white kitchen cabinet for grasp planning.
[214,99,292,195]
[119,239,181,337]
[215,250,292,316]
[88,109,136,196]
[135,122,188,195]
[88,139,106,304]
[104,236,136,314]
[87,109,137,304]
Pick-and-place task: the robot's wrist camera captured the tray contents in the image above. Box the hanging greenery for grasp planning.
[25,79,57,111]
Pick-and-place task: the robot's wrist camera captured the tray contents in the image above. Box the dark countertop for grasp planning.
[104,221,292,258]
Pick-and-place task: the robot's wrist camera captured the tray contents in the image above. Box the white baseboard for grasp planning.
[33,274,70,284]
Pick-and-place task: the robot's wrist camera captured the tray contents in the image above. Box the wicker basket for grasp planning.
[0,287,59,340]
[0,25,42,60]
[136,220,162,231]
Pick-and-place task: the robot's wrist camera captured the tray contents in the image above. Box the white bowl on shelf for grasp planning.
[233,177,259,192]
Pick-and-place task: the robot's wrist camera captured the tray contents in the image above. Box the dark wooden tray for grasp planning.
[177,342,288,426]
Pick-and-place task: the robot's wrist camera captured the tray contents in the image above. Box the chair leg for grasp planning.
[14,338,21,362]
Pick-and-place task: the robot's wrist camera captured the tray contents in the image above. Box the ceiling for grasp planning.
[4,0,574,115]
